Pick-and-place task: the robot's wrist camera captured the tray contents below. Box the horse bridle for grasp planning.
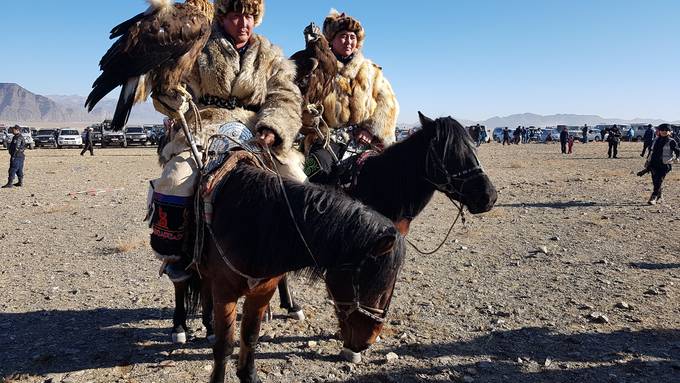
[328,255,397,326]
[406,134,485,255]
[424,137,485,199]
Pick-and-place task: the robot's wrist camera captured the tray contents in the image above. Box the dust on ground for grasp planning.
[1,142,678,383]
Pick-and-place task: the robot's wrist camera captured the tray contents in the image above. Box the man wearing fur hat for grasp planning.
[150,0,304,282]
[305,9,399,149]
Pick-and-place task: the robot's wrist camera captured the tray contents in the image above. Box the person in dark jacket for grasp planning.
[3,125,26,188]
[637,124,680,205]
[559,127,569,154]
[581,124,589,143]
[607,124,621,158]
[502,127,510,145]
[640,124,655,157]
[80,127,94,156]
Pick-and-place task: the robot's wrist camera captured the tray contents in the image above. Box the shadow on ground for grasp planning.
[331,327,680,383]
[0,307,212,377]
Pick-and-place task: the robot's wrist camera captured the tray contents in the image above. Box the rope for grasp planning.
[406,196,465,256]
[263,146,323,273]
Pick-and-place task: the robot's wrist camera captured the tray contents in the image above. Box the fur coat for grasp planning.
[158,24,302,161]
[318,52,399,146]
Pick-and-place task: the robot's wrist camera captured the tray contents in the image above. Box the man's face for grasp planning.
[659,130,670,137]
[221,12,255,48]
[332,31,358,58]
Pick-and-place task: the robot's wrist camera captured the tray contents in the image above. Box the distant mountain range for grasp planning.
[0,83,163,126]
[1,83,676,129]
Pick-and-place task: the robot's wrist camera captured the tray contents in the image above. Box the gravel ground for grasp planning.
[1,142,679,383]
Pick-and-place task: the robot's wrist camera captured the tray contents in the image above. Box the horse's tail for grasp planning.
[185,271,202,316]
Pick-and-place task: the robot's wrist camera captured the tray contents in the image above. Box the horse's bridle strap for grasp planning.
[333,301,387,323]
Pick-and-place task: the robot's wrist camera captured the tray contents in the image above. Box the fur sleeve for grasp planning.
[254,42,303,153]
[366,64,399,146]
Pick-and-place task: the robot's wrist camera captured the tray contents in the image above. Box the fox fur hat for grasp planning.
[323,9,365,49]
[215,0,265,26]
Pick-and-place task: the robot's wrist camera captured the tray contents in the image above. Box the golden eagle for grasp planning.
[290,22,337,111]
[85,0,214,130]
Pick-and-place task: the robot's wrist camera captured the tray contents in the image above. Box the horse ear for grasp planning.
[418,111,434,127]
[372,228,397,257]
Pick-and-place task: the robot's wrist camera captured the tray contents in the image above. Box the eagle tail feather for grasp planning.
[111,77,140,130]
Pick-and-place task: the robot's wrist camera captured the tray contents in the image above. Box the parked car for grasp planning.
[492,127,506,143]
[0,127,7,149]
[540,128,560,143]
[124,126,150,146]
[101,119,127,147]
[57,128,83,148]
[34,129,58,148]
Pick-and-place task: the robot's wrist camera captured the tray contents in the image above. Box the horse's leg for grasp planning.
[236,287,278,383]
[278,274,304,320]
[209,296,237,383]
[172,280,188,344]
[202,278,215,344]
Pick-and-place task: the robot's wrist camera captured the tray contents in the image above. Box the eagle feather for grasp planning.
[86,0,213,130]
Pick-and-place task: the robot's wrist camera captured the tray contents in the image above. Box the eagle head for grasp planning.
[303,22,322,45]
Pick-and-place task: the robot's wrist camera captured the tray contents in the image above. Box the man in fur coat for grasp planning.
[306,9,399,148]
[150,0,304,282]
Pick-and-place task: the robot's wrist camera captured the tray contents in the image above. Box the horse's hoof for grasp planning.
[286,309,305,321]
[340,347,362,363]
[206,334,217,345]
[263,312,273,322]
[172,332,187,344]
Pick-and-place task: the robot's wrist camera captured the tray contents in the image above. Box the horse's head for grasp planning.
[324,228,405,358]
[419,112,497,214]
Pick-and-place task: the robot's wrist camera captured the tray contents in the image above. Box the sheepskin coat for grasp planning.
[159,24,302,162]
[320,52,399,146]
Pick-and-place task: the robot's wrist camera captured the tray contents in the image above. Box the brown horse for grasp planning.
[195,163,406,383]
[170,112,498,343]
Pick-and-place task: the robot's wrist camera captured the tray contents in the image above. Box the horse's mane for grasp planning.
[211,164,401,278]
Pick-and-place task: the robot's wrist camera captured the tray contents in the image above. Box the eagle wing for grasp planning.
[291,36,337,107]
[86,2,211,129]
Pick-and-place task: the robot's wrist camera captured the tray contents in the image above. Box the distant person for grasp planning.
[80,127,94,156]
[582,124,589,143]
[479,126,488,145]
[640,124,655,157]
[627,126,635,142]
[607,124,621,158]
[2,125,25,188]
[600,127,607,141]
[559,127,569,154]
[472,124,482,147]
[637,124,680,205]
[502,127,510,145]
[513,126,521,144]
[567,134,575,154]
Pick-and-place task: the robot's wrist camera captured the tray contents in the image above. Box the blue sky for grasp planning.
[1,0,678,123]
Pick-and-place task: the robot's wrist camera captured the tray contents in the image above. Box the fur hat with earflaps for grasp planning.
[215,0,265,27]
[323,8,365,49]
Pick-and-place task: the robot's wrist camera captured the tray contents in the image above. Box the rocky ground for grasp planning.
[1,142,679,383]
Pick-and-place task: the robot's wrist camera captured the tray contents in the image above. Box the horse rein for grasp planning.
[405,137,483,255]
[263,146,392,326]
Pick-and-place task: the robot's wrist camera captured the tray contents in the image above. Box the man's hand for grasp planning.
[257,128,277,147]
[355,128,373,146]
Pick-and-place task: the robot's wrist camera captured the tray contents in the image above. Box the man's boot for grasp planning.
[14,177,23,187]
[1,179,13,188]
[647,195,657,205]
[164,261,191,282]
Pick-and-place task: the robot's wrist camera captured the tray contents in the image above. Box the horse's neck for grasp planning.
[357,136,436,221]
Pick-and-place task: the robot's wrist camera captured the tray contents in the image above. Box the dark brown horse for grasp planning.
[196,163,406,383]
[277,112,498,311]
